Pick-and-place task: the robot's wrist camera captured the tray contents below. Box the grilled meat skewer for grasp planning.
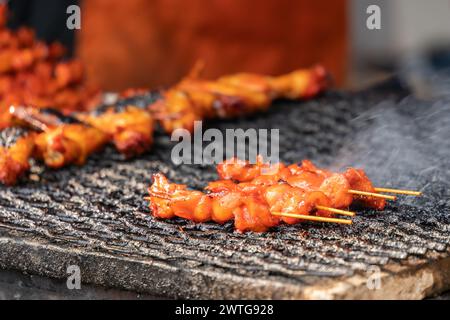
[145,157,406,232]
[152,65,328,133]
[147,172,343,232]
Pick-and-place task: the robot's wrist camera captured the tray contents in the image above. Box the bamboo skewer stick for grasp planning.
[374,187,422,196]
[147,195,354,218]
[146,196,355,223]
[272,212,352,225]
[316,205,356,217]
[348,189,396,200]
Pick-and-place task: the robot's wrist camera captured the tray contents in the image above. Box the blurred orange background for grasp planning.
[77,0,348,91]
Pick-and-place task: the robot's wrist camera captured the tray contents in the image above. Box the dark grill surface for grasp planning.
[0,127,30,148]
[0,78,449,298]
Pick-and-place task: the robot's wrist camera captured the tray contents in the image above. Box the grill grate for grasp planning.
[0,78,449,299]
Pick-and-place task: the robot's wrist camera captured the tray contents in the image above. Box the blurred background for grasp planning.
[6,0,450,92]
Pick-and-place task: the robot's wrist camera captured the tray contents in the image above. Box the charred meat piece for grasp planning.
[76,104,154,158]
[148,173,212,222]
[0,126,35,185]
[151,90,203,133]
[75,91,160,158]
[343,168,386,210]
[218,65,328,100]
[216,155,291,182]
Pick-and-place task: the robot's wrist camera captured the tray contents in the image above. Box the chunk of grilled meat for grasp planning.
[0,126,35,185]
[76,104,154,158]
[151,90,202,134]
[10,106,108,168]
[218,65,328,100]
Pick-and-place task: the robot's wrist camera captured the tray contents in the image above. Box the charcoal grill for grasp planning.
[0,78,449,299]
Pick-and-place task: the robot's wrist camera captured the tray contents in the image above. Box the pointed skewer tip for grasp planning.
[272,212,352,225]
[374,187,422,196]
[316,205,356,217]
[348,189,396,201]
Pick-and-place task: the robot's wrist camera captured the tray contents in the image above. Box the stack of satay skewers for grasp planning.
[0,4,100,125]
[1,60,325,186]
[146,156,422,232]
[0,5,327,187]
[1,2,327,186]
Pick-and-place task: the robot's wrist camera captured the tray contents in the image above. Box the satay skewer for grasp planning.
[272,212,352,225]
[374,187,422,196]
[146,186,356,216]
[146,159,424,232]
[145,192,356,218]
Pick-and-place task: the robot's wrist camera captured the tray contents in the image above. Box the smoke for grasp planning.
[329,95,450,207]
